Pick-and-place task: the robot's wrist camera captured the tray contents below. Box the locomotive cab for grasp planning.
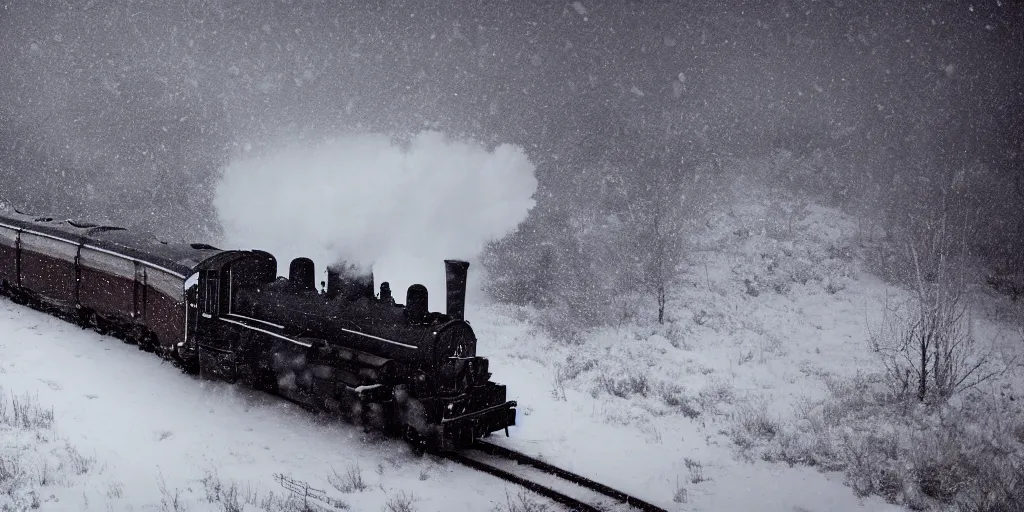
[183,250,277,380]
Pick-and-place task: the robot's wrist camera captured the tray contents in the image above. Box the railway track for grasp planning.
[444,441,667,512]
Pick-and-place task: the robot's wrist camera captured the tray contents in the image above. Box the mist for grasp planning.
[0,0,1021,296]
[215,131,537,310]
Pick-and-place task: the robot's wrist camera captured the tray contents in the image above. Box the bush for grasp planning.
[729,401,781,453]
[328,463,366,493]
[594,372,650,399]
[0,391,54,430]
[382,491,417,512]
[659,384,701,419]
[492,490,551,512]
[754,375,1024,510]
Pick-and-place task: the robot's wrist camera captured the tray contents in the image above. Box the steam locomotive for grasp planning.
[0,202,517,452]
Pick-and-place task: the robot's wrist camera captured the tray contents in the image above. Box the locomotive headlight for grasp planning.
[447,403,454,411]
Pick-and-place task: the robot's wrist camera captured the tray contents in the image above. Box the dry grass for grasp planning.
[0,388,53,431]
[491,490,551,512]
[382,490,417,512]
[327,463,366,493]
[747,373,1024,510]
[0,390,93,511]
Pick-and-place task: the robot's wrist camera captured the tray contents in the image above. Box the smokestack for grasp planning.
[406,284,428,323]
[325,266,342,299]
[444,260,469,321]
[288,257,316,292]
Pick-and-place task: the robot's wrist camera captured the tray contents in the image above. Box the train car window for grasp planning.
[20,233,78,261]
[203,272,220,315]
[148,269,184,302]
[79,248,135,280]
[0,226,17,248]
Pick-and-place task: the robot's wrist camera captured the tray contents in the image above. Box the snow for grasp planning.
[463,190,1019,511]
[0,301,540,511]
[10,190,1015,511]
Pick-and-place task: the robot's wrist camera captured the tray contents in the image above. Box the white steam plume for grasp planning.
[214,131,537,312]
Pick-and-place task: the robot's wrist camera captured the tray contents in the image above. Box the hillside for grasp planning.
[471,185,1024,511]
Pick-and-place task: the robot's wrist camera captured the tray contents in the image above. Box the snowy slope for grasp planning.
[0,299,542,512]
[464,190,1021,512]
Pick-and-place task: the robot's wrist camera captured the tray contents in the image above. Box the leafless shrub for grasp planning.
[549,365,567,401]
[730,401,781,452]
[62,443,95,475]
[869,287,1009,405]
[684,458,706,484]
[696,379,735,414]
[382,490,417,512]
[595,373,649,399]
[672,476,688,504]
[825,279,846,294]
[660,384,701,419]
[736,349,755,366]
[106,480,124,499]
[491,490,551,512]
[840,430,902,499]
[328,463,366,493]
[3,392,54,430]
[200,469,245,512]
[662,319,688,348]
[869,193,1015,405]
[560,354,598,381]
[0,453,26,493]
[157,472,189,512]
[32,461,48,488]
[760,371,1024,510]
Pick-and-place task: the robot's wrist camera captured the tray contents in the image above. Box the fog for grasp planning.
[0,0,1021,296]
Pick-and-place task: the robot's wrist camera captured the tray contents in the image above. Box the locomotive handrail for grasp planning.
[218,316,313,348]
[338,326,418,349]
[225,312,284,329]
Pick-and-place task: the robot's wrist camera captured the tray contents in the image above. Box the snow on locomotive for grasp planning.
[0,202,516,452]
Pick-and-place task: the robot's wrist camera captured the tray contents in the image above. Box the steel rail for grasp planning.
[445,440,667,512]
[442,450,603,512]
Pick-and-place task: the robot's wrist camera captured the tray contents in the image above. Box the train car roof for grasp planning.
[0,205,233,278]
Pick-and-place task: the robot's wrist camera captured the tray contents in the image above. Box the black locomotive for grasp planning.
[0,201,517,452]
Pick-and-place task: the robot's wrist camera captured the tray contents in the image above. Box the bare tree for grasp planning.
[610,143,721,324]
[624,168,687,325]
[870,200,1010,402]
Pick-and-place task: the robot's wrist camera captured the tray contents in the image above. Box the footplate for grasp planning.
[439,400,517,450]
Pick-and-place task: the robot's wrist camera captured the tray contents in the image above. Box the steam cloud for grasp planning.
[214,131,537,312]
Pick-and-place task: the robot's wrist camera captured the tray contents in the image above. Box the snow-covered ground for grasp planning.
[0,300,542,512]
[1,190,1020,511]
[468,189,1022,511]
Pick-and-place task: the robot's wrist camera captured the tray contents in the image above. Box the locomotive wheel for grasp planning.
[136,330,157,353]
[90,312,110,335]
[76,309,92,329]
[252,365,279,393]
